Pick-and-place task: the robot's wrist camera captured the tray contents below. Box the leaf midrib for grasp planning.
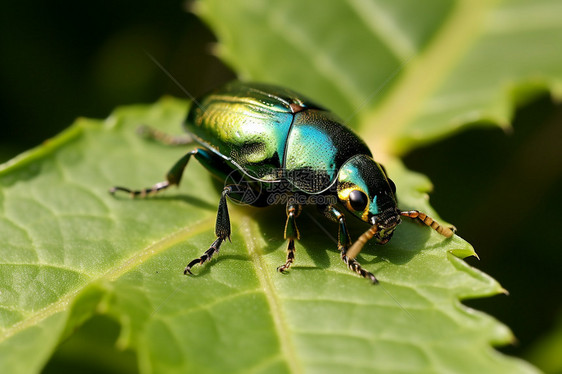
[240,215,303,374]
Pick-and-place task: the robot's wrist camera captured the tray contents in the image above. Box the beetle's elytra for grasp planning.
[110,81,455,283]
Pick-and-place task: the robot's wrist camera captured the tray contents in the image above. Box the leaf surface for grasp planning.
[0,99,535,373]
[197,0,562,154]
[3,0,561,372]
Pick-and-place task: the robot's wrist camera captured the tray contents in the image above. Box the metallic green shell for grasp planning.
[185,81,371,193]
[285,110,372,193]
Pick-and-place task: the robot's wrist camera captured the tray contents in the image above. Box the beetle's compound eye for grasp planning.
[349,190,368,211]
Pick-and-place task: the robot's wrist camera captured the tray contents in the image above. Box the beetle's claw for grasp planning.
[109,186,130,196]
[277,265,289,273]
[184,258,200,275]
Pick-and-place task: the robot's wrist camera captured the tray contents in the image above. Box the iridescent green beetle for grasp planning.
[111,81,454,283]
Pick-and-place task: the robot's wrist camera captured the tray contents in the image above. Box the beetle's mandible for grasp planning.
[110,81,455,283]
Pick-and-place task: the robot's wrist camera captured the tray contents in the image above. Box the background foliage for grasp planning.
[1,0,561,373]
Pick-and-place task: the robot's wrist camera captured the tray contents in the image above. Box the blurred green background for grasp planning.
[1,0,561,371]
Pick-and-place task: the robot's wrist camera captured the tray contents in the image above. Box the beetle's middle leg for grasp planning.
[183,179,262,275]
[325,206,378,284]
[277,200,302,273]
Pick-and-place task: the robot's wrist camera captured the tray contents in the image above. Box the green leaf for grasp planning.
[0,99,535,373]
[3,0,559,372]
[197,0,562,155]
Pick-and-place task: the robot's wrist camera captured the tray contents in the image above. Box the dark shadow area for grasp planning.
[247,204,293,255]
[1,0,235,163]
[339,209,434,266]
[247,206,322,271]
[249,202,432,273]
[42,315,138,374]
[375,224,434,265]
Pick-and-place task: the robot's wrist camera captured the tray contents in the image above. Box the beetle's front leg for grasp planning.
[277,200,302,273]
[184,185,233,275]
[325,206,378,284]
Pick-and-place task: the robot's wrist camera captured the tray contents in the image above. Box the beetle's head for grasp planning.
[337,154,400,244]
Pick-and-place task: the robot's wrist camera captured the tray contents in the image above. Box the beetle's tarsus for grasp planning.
[277,239,296,273]
[185,185,235,276]
[276,265,289,273]
[109,182,171,198]
[278,201,301,274]
[324,205,379,283]
[109,186,132,195]
[341,252,379,284]
[184,238,224,275]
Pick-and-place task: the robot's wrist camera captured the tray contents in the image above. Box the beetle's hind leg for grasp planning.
[109,181,171,197]
[184,185,234,275]
[325,206,378,284]
[277,200,302,273]
[109,148,204,198]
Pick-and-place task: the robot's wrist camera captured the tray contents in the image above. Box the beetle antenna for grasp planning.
[346,224,379,260]
[143,50,206,112]
[400,210,456,237]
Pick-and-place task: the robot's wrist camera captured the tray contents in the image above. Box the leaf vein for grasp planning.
[347,0,415,59]
[239,216,303,374]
